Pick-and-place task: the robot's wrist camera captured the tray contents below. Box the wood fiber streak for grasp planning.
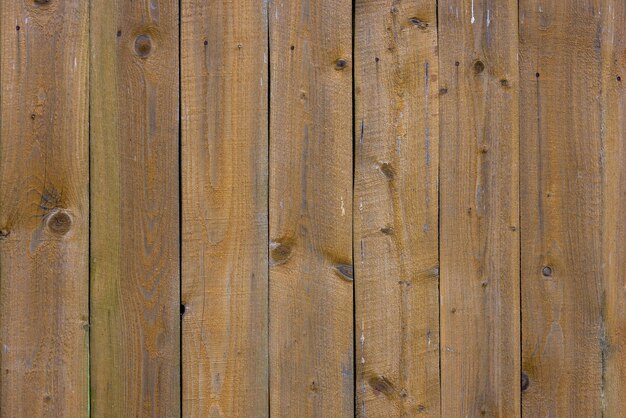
[600,1,626,415]
[520,1,604,416]
[268,0,353,415]
[0,1,89,416]
[181,0,268,416]
[439,0,520,416]
[90,0,180,416]
[354,0,439,416]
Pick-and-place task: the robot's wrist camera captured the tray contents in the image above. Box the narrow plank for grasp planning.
[354,0,439,416]
[0,1,89,416]
[90,0,180,415]
[601,2,626,415]
[181,0,268,415]
[439,0,520,416]
[520,1,604,415]
[268,0,353,415]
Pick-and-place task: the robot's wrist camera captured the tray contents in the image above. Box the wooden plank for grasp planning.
[181,0,268,416]
[268,0,353,415]
[89,0,180,415]
[354,0,439,416]
[0,1,89,416]
[519,1,604,415]
[600,2,626,415]
[438,0,520,416]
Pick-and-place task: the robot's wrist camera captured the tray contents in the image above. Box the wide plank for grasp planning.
[354,0,440,416]
[181,0,269,415]
[268,0,354,415]
[600,1,626,415]
[439,0,520,416]
[520,1,604,415]
[0,1,89,416]
[90,0,180,415]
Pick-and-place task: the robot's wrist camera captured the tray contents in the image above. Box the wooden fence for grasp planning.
[0,0,623,416]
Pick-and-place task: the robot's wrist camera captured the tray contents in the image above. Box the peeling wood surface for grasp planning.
[0,1,625,416]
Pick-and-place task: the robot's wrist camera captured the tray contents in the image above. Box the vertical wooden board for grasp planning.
[181,0,268,416]
[268,0,353,415]
[0,1,89,416]
[439,0,520,416]
[354,0,439,416]
[519,1,603,416]
[90,0,180,416]
[601,1,626,415]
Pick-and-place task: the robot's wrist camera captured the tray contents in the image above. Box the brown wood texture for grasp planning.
[268,0,354,415]
[90,0,180,416]
[181,0,268,416]
[0,1,89,416]
[2,1,626,416]
[600,2,626,415]
[520,1,605,415]
[439,0,520,416]
[354,0,440,416]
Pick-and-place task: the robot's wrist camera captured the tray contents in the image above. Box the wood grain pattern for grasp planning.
[354,0,439,416]
[439,0,520,416]
[268,0,353,415]
[90,0,180,416]
[0,1,89,416]
[600,2,626,415]
[520,1,604,416]
[181,0,268,416]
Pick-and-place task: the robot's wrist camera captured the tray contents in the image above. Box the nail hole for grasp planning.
[542,266,552,277]
[180,304,186,315]
[535,72,540,78]
[500,79,510,87]
[16,26,20,31]
[617,76,621,82]
[375,57,379,63]
[290,45,295,50]
[455,61,460,67]
[439,87,448,95]
[34,0,50,4]
[204,40,208,46]
[117,30,122,37]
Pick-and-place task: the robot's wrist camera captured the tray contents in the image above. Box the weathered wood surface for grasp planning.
[268,0,354,415]
[0,1,624,416]
[439,0,520,416]
[600,2,626,415]
[181,0,269,415]
[520,0,608,415]
[90,0,180,416]
[0,1,89,416]
[354,0,440,416]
